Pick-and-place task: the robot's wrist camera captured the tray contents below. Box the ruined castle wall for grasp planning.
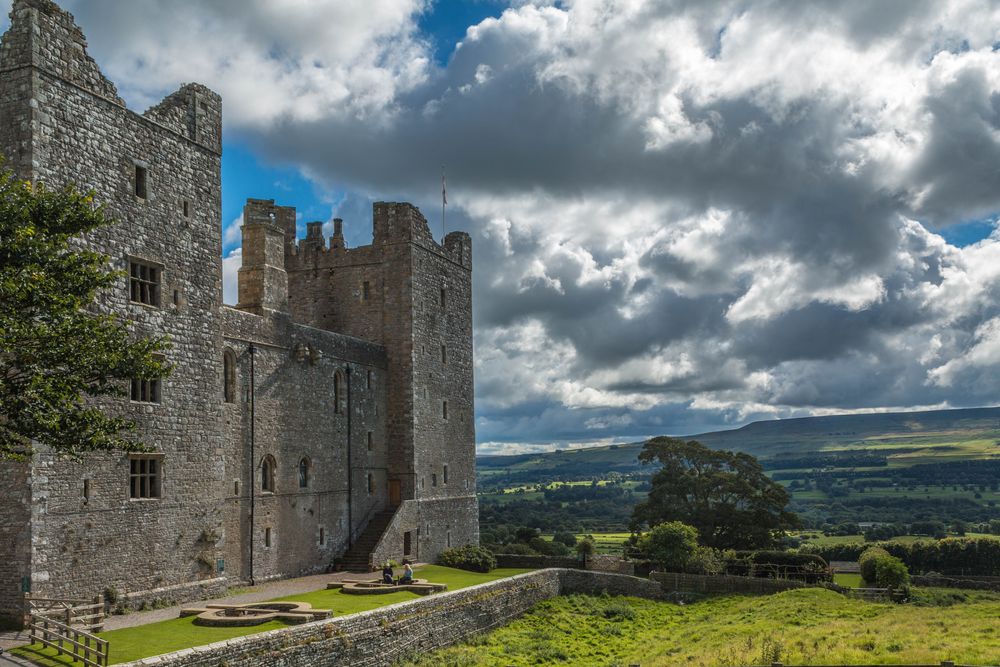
[221,307,389,581]
[0,0,229,603]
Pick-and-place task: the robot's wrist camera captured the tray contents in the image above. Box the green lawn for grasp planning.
[13,566,532,666]
[832,572,862,587]
[399,587,1000,667]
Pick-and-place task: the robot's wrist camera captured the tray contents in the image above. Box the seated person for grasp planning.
[397,561,413,584]
[381,562,394,585]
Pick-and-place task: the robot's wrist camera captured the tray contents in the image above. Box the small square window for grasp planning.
[129,260,161,306]
[131,378,161,403]
[129,455,162,499]
[134,165,148,199]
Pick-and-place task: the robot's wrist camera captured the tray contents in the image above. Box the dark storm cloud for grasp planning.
[46,0,1000,448]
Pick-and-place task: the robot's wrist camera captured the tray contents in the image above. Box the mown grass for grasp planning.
[399,587,1000,667]
[12,566,531,666]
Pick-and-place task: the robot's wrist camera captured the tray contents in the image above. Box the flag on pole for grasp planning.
[442,168,447,206]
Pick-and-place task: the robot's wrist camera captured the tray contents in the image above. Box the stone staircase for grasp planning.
[337,509,396,572]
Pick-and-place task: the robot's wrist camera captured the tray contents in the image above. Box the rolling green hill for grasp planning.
[477,406,1000,485]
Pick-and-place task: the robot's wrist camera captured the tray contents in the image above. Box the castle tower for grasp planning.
[281,202,479,563]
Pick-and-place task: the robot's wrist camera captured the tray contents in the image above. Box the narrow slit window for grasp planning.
[366,370,373,389]
[319,527,325,545]
[443,465,449,485]
[431,473,437,487]
[298,457,309,488]
[441,344,447,364]
[223,349,237,403]
[333,370,345,414]
[134,165,148,199]
[362,281,371,301]
[440,287,447,308]
[83,479,91,502]
[264,527,272,548]
[367,431,373,452]
[367,473,374,495]
[182,200,189,217]
[442,400,448,420]
[261,455,276,493]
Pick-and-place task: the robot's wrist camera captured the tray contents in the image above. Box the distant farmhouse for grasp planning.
[0,0,478,622]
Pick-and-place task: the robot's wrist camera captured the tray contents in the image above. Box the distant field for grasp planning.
[399,587,1000,667]
[795,531,1000,547]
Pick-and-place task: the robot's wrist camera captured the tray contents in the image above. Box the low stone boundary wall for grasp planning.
[651,571,808,595]
[117,569,669,667]
[912,574,1000,592]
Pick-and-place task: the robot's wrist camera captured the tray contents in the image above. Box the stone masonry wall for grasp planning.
[0,461,30,624]
[116,569,669,667]
[222,307,388,582]
[0,0,228,606]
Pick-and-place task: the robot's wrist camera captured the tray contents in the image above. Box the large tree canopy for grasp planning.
[0,170,169,459]
[631,436,798,550]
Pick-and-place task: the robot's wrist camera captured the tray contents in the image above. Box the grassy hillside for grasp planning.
[477,407,1000,484]
[477,406,1000,533]
[399,588,1000,667]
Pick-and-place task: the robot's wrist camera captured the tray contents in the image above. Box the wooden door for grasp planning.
[388,479,401,507]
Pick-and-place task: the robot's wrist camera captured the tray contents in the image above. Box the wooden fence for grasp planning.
[28,614,108,667]
[24,594,108,666]
[26,593,105,632]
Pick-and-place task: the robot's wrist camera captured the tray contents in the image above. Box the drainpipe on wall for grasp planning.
[346,366,353,550]
[248,343,256,586]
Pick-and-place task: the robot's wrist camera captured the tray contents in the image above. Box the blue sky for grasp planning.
[11,0,1000,454]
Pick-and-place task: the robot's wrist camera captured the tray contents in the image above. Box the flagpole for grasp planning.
[441,164,447,241]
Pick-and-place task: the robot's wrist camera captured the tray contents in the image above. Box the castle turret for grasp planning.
[237,199,294,314]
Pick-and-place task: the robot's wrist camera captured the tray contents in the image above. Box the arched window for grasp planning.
[223,348,237,403]
[261,455,276,493]
[333,370,346,414]
[298,457,309,488]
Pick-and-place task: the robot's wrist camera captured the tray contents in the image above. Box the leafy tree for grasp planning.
[575,536,596,557]
[859,546,891,584]
[637,521,699,571]
[631,437,798,549]
[0,170,169,459]
[553,531,578,548]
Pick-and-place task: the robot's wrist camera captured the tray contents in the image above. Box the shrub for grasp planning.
[576,536,596,557]
[637,521,699,572]
[529,536,570,557]
[875,555,910,590]
[553,531,578,548]
[859,546,891,584]
[438,544,496,573]
[726,551,830,582]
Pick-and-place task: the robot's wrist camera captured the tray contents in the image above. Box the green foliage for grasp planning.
[802,537,1000,576]
[552,530,577,547]
[528,536,570,557]
[436,545,496,573]
[575,536,596,556]
[726,551,830,582]
[632,437,799,549]
[637,521,699,571]
[399,588,1000,666]
[874,555,910,590]
[859,546,892,584]
[0,170,170,459]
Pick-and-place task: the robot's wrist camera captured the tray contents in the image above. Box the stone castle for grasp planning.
[0,0,478,623]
